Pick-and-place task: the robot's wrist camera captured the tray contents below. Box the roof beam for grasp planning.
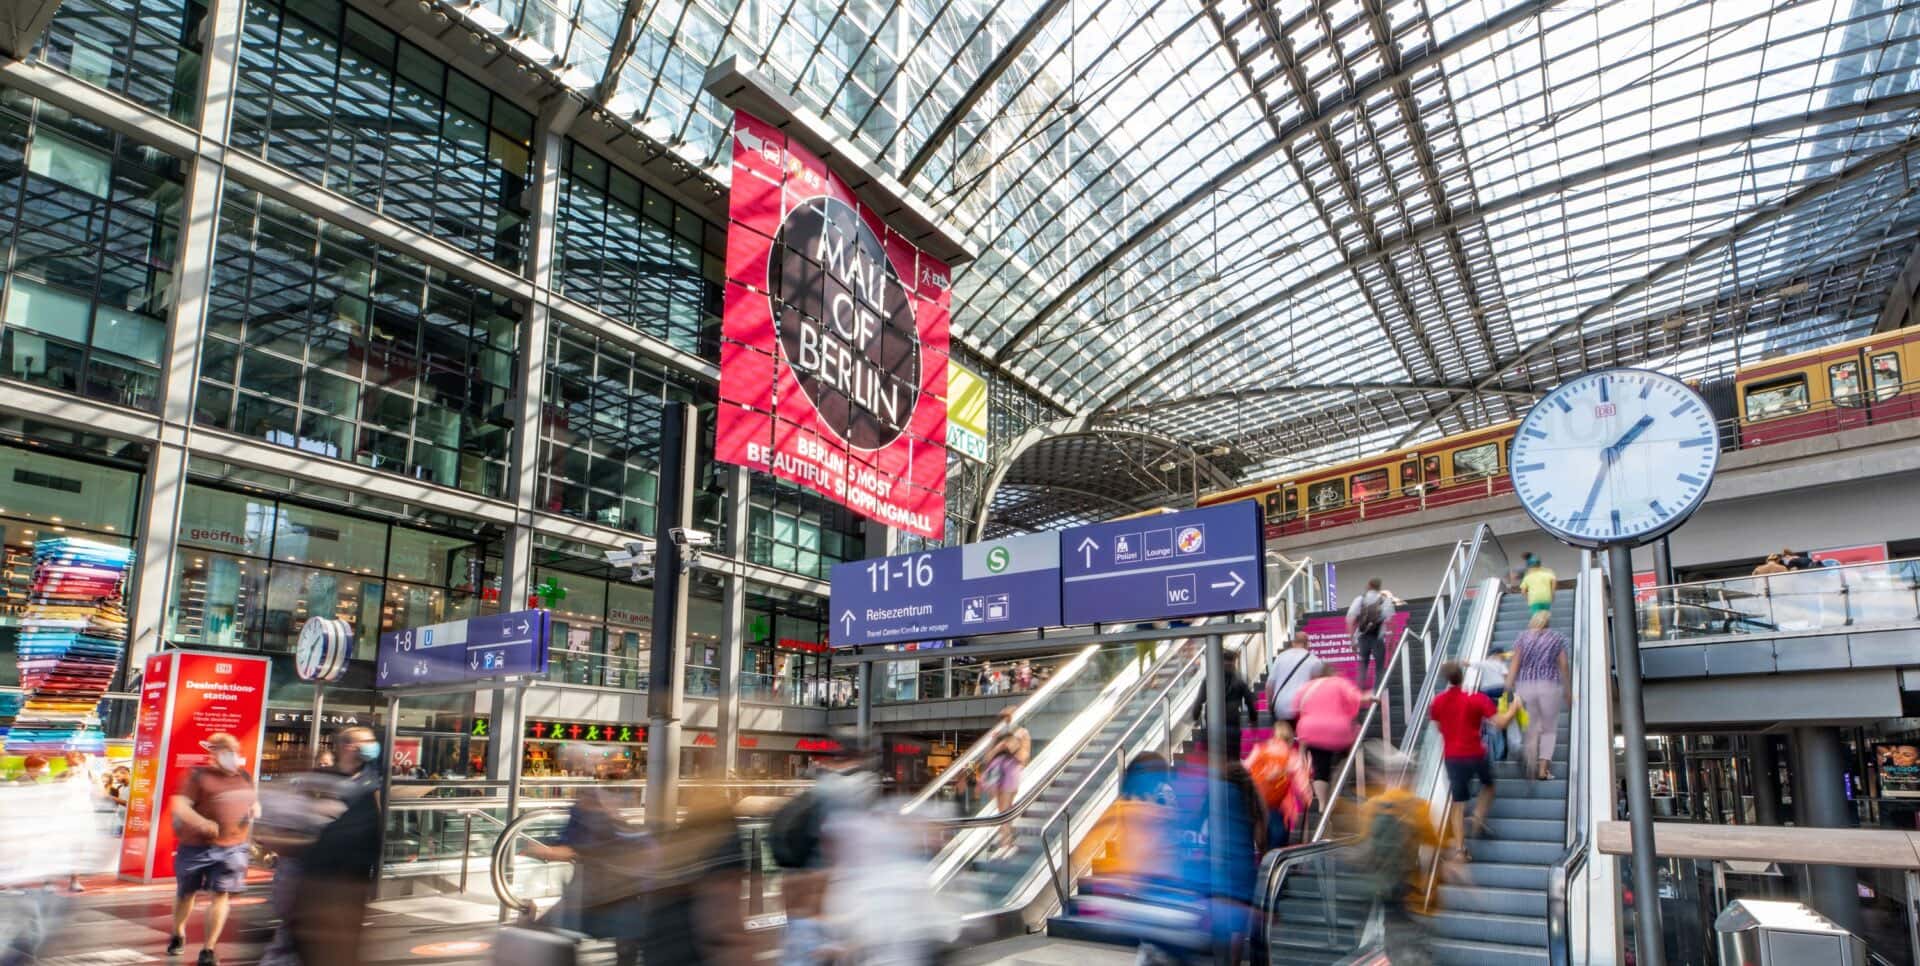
[1094,88,1920,412]
[595,0,646,100]
[993,0,1560,362]
[900,0,1075,184]
[1393,131,1920,447]
[1874,237,1920,333]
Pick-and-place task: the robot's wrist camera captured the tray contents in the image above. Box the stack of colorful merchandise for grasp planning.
[3,537,133,755]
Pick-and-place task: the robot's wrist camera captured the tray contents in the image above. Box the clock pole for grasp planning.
[1607,543,1667,966]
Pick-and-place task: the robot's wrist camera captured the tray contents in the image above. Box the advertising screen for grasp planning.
[1299,610,1410,679]
[118,651,270,880]
[716,109,950,538]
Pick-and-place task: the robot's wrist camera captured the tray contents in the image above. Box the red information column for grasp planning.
[118,650,271,881]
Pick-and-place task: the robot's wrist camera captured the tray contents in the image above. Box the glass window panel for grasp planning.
[1872,353,1902,401]
[178,483,279,555]
[4,278,91,343]
[273,502,388,573]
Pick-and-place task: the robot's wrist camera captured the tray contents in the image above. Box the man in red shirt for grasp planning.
[1428,661,1517,857]
[168,732,259,965]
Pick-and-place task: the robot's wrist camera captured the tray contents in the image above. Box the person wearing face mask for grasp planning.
[288,726,383,966]
[167,733,259,965]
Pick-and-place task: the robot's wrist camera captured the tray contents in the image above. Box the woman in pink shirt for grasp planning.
[1292,665,1378,809]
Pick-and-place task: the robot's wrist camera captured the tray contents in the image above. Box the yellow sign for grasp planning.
[948,363,989,462]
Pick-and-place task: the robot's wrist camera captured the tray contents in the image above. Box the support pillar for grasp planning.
[1607,545,1667,966]
[127,0,247,678]
[715,465,751,778]
[1792,725,1864,934]
[645,401,696,832]
[1750,734,1782,826]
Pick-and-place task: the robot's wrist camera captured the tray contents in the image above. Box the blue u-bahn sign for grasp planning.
[375,609,552,688]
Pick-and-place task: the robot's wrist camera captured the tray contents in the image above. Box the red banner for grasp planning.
[118,651,270,880]
[717,110,950,538]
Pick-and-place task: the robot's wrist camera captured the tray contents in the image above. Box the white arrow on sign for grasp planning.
[470,654,479,670]
[1210,571,1247,597]
[1077,536,1099,567]
[839,610,856,634]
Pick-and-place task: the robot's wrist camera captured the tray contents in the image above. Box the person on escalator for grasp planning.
[1508,610,1572,782]
[1264,631,1324,734]
[1293,665,1378,812]
[1192,651,1259,759]
[1429,662,1518,859]
[1244,728,1312,850]
[1359,745,1443,965]
[1521,554,1558,616]
[983,707,1030,856]
[1345,578,1397,689]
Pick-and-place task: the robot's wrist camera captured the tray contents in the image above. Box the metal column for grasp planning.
[1607,545,1667,966]
[646,401,696,832]
[1792,725,1865,934]
[1204,633,1229,966]
[856,657,875,739]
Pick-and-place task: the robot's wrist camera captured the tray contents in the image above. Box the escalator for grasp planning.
[1258,539,1607,966]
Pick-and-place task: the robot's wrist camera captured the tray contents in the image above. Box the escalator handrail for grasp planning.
[926,624,1257,836]
[1548,554,1599,966]
[1254,833,1363,959]
[1309,527,1489,842]
[898,640,1108,815]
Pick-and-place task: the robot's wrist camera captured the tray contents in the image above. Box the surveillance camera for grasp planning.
[604,540,655,572]
[630,565,654,582]
[669,528,713,549]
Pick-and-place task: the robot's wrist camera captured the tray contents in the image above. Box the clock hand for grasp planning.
[1575,449,1614,523]
[1608,415,1656,453]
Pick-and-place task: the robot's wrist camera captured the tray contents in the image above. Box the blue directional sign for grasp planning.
[1060,502,1266,624]
[829,532,1061,647]
[375,609,552,688]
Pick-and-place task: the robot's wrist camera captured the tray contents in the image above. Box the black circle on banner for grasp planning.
[768,195,921,451]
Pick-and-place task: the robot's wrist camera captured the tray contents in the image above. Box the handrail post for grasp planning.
[459,812,472,894]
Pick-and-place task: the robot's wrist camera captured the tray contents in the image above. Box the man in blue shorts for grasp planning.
[168,732,259,965]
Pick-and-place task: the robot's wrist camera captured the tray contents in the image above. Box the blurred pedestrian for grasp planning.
[288,726,383,966]
[1345,578,1397,689]
[1265,630,1325,734]
[1359,745,1444,965]
[0,774,96,963]
[1429,662,1517,855]
[168,732,259,965]
[14,754,48,783]
[1508,611,1571,781]
[1293,665,1377,811]
[1192,651,1259,759]
[1244,729,1311,850]
[1521,554,1557,616]
[771,734,878,966]
[983,707,1030,855]
[521,779,646,965]
[640,788,755,966]
[1782,547,1813,570]
[1752,553,1789,576]
[1475,643,1512,762]
[254,748,351,966]
[107,765,132,836]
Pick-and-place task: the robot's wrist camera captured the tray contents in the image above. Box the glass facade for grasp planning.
[554,144,724,356]
[39,0,203,123]
[744,476,860,581]
[232,0,534,269]
[164,482,502,658]
[199,184,520,497]
[0,93,183,413]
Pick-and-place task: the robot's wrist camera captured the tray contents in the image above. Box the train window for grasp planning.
[1830,361,1863,408]
[1351,469,1389,503]
[1872,353,1902,401]
[1264,490,1287,520]
[1452,442,1499,480]
[1423,454,1441,485]
[1306,479,1345,512]
[1283,487,1299,517]
[1399,461,1420,494]
[1743,376,1808,419]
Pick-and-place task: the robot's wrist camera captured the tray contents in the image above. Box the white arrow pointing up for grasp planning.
[839,609,856,633]
[1210,571,1247,596]
[1077,536,1099,567]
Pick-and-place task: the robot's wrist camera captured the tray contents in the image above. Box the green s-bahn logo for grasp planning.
[986,546,1010,574]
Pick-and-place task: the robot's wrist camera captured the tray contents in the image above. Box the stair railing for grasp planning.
[1550,551,1616,965]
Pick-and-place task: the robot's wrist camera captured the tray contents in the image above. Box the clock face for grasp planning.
[1510,369,1720,548]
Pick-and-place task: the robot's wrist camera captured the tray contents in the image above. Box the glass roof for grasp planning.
[480,0,1920,482]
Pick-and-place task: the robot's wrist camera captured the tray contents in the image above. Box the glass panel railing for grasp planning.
[873,649,1088,705]
[1639,558,1920,642]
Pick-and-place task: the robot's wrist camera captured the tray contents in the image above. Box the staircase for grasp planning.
[1424,588,1575,966]
[1376,604,1432,749]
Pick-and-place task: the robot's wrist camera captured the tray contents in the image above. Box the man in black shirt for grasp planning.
[1194,651,1261,758]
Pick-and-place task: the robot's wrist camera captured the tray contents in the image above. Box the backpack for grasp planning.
[1365,801,1418,901]
[769,790,823,869]
[1356,594,1385,634]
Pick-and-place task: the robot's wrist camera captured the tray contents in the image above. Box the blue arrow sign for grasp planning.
[1059,503,1266,624]
[829,532,1061,647]
[375,609,552,688]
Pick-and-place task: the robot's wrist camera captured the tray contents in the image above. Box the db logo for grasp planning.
[1594,403,1618,419]
[215,663,233,674]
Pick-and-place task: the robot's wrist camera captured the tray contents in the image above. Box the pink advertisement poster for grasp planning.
[1300,610,1411,679]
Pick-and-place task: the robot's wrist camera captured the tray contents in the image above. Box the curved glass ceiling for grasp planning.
[478,0,1920,480]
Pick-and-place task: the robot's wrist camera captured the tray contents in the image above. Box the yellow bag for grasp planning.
[1499,692,1530,730]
